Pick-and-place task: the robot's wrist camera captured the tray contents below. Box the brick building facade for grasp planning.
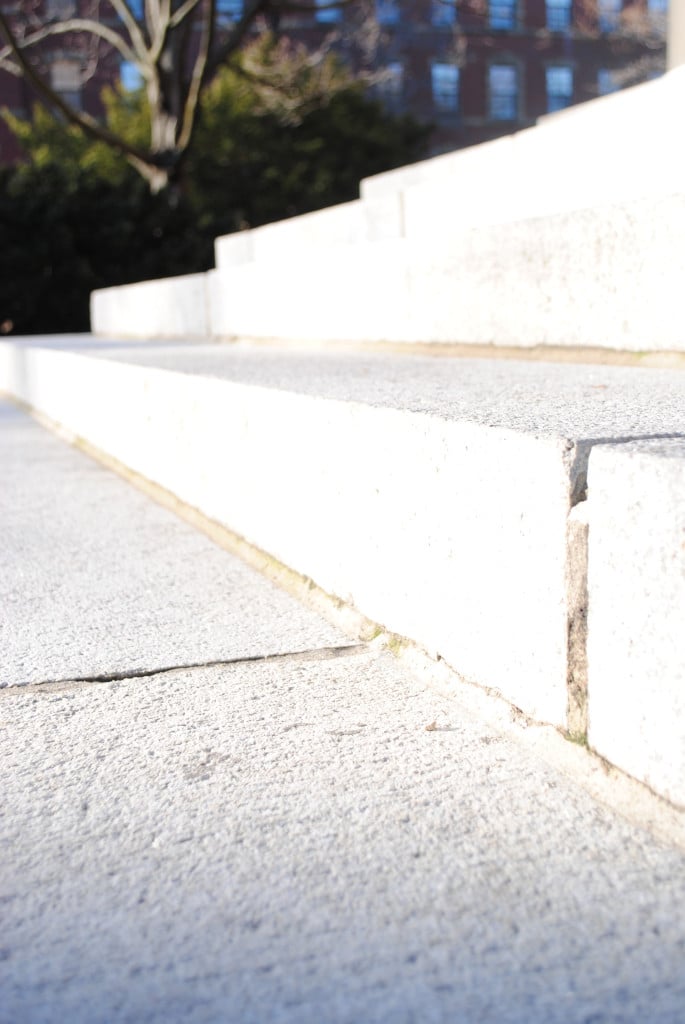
[299,0,668,151]
[0,0,667,166]
[0,0,121,164]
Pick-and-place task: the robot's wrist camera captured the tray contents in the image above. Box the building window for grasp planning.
[50,58,82,110]
[315,0,342,21]
[598,0,621,31]
[546,0,572,30]
[431,62,460,111]
[597,68,619,94]
[489,0,516,29]
[376,0,400,24]
[489,64,518,120]
[431,0,457,25]
[546,65,573,111]
[378,61,404,104]
[45,0,76,18]
[217,0,244,20]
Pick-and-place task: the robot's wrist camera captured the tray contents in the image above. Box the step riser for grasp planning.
[4,340,685,806]
[587,441,685,808]
[91,273,209,342]
[211,196,685,351]
[0,341,578,729]
[90,69,685,353]
[362,70,685,208]
[91,193,685,353]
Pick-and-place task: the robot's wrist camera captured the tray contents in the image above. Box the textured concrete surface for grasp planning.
[0,400,350,686]
[2,339,685,730]
[587,438,685,807]
[4,651,685,1023]
[4,392,685,1023]
[7,337,685,440]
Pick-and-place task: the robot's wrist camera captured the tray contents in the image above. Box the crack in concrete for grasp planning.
[0,643,369,696]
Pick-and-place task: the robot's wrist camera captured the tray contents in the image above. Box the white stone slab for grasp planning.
[401,192,685,351]
[0,399,350,687]
[250,200,365,261]
[4,338,685,728]
[400,124,685,236]
[397,74,683,238]
[213,229,254,267]
[92,69,685,349]
[209,240,413,342]
[361,135,516,200]
[214,195,404,271]
[587,438,685,807]
[364,68,685,219]
[90,272,209,339]
[0,341,571,723]
[364,190,405,241]
[215,201,365,272]
[207,190,685,350]
[5,648,685,1022]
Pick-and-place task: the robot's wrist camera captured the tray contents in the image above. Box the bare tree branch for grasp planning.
[145,0,161,28]
[0,7,153,164]
[146,0,203,63]
[0,0,387,192]
[145,0,174,61]
[0,49,22,75]
[178,0,216,150]
[107,0,149,59]
[168,0,204,30]
[206,0,270,75]
[0,17,140,69]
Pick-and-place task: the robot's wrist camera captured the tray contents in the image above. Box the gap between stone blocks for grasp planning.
[562,430,685,745]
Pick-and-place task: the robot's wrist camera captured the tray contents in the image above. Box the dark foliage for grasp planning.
[188,89,430,234]
[0,87,429,334]
[0,163,214,334]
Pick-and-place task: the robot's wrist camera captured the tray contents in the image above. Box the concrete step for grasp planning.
[5,403,685,1023]
[90,189,685,354]
[208,192,685,351]
[0,398,351,688]
[2,335,684,806]
[91,70,685,354]
[587,438,685,807]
